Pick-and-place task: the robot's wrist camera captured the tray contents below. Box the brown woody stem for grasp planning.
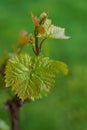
[5,96,23,130]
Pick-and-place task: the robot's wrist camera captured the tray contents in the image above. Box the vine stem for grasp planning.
[39,38,47,52]
[34,27,40,56]
[5,96,23,130]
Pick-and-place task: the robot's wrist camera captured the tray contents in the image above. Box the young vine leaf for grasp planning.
[5,53,68,101]
[38,19,69,39]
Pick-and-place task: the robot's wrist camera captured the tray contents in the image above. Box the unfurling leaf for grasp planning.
[37,25,45,34]
[18,30,29,45]
[5,53,68,101]
[38,19,69,39]
[31,13,40,27]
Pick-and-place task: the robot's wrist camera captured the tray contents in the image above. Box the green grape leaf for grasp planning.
[38,19,69,39]
[5,53,68,101]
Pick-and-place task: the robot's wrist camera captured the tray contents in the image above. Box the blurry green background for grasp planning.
[0,0,87,130]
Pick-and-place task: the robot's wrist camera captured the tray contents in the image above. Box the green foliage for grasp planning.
[5,53,68,101]
[0,1,86,130]
[3,12,69,101]
[38,19,69,39]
